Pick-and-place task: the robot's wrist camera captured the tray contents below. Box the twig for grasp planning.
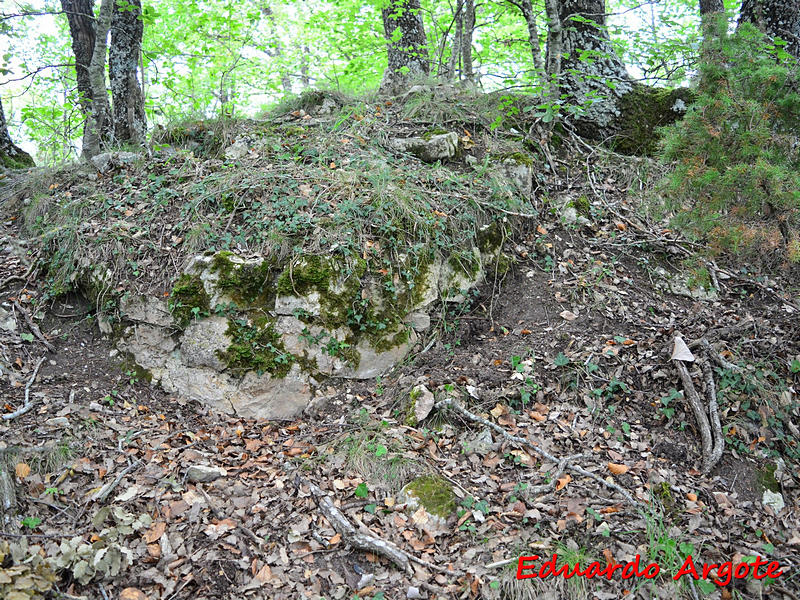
[486,557,518,569]
[298,475,411,573]
[2,356,46,421]
[13,300,56,352]
[434,398,640,508]
[90,459,143,503]
[701,362,724,472]
[196,484,264,549]
[673,361,714,474]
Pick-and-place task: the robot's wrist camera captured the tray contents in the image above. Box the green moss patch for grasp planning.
[211,251,277,307]
[169,274,210,328]
[217,317,295,377]
[404,475,456,519]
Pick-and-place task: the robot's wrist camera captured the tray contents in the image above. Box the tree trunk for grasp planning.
[0,97,35,169]
[558,0,633,139]
[110,0,147,146]
[550,0,693,153]
[520,0,545,77]
[82,0,113,159]
[380,0,430,93]
[60,0,96,115]
[445,0,463,80]
[699,0,724,15]
[461,0,475,82]
[739,0,800,58]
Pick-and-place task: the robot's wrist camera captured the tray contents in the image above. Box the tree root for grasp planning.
[434,398,641,508]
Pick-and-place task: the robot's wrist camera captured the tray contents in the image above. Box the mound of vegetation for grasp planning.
[16,89,536,314]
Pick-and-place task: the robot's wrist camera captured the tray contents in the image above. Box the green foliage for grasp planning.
[169,274,210,328]
[659,19,800,265]
[217,317,295,377]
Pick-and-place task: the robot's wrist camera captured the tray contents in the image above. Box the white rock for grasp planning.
[763,489,785,512]
[120,295,173,327]
[180,317,231,371]
[390,133,459,163]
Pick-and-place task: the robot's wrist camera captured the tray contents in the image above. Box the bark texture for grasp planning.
[110,0,147,145]
[460,0,475,82]
[61,0,96,115]
[552,0,693,152]
[739,0,800,58]
[0,97,35,169]
[380,0,430,93]
[520,0,545,76]
[558,0,632,139]
[82,0,114,159]
[699,0,724,15]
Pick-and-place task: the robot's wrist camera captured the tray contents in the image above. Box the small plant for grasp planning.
[659,388,682,420]
[21,516,42,529]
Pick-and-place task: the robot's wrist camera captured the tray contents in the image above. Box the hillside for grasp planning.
[0,88,798,600]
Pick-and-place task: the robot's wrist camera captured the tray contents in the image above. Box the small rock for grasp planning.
[45,417,70,428]
[186,465,227,483]
[406,586,425,599]
[762,489,784,512]
[356,573,375,588]
[390,132,459,163]
[404,312,430,332]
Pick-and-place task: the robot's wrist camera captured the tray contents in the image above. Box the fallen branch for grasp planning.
[298,475,457,575]
[90,459,143,503]
[434,398,640,508]
[2,356,46,421]
[0,259,37,291]
[671,337,724,474]
[298,475,411,573]
[13,300,56,352]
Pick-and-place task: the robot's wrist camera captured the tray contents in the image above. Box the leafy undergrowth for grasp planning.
[0,92,799,600]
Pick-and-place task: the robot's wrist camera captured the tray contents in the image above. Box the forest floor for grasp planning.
[1,93,799,600]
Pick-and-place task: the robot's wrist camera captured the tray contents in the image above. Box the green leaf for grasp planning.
[21,516,42,529]
[354,482,368,498]
[20,332,34,342]
[554,352,570,367]
[374,444,387,458]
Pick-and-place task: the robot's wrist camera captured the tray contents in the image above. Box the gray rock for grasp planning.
[339,330,418,379]
[233,364,313,419]
[0,306,16,332]
[405,312,430,332]
[90,151,139,173]
[500,159,532,195]
[275,291,321,316]
[180,316,231,371]
[45,417,71,428]
[391,133,459,163]
[120,295,173,327]
[186,465,227,483]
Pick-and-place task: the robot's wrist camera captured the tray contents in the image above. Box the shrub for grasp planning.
[658,18,800,267]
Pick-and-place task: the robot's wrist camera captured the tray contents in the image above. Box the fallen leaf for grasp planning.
[15,463,31,479]
[120,588,146,600]
[607,463,629,475]
[556,474,571,491]
[144,521,166,544]
[687,493,698,502]
[559,310,578,321]
[537,225,548,235]
[603,548,615,565]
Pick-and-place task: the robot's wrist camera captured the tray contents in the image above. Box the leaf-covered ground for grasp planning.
[1,93,799,600]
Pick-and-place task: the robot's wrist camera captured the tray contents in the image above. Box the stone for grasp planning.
[0,306,16,332]
[120,295,173,327]
[90,151,139,173]
[186,465,227,483]
[762,489,785,512]
[180,317,231,371]
[45,417,70,428]
[117,324,176,371]
[391,132,459,163]
[233,364,313,419]
[274,291,322,317]
[224,140,249,160]
[404,312,430,332]
[339,330,418,379]
[398,475,455,536]
[500,158,532,195]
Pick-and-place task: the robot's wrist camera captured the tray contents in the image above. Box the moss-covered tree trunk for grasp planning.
[0,97,34,169]
[110,0,147,146]
[554,0,694,154]
[380,0,430,94]
[739,0,800,58]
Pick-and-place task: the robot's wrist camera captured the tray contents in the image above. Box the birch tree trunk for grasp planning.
[460,0,475,83]
[110,0,147,146]
[520,0,545,77]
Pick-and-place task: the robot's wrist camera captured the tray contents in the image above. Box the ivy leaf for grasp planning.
[354,482,368,498]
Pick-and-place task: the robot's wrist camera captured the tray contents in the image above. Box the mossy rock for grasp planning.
[211,251,278,308]
[217,316,295,378]
[613,84,697,156]
[169,274,211,328]
[1,147,35,169]
[400,475,456,521]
